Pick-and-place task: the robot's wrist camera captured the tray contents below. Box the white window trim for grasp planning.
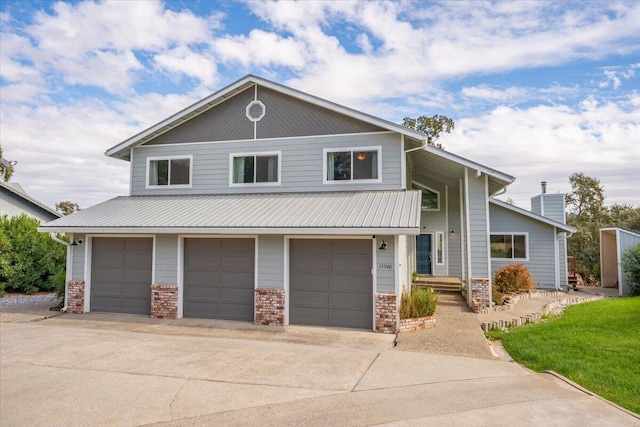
[411,180,440,211]
[490,232,529,261]
[229,151,282,187]
[145,155,193,189]
[435,231,445,266]
[323,146,383,184]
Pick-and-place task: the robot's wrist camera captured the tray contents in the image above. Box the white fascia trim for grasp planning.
[131,131,395,151]
[490,198,575,233]
[422,144,515,184]
[39,227,421,235]
[400,135,406,190]
[323,146,383,185]
[228,151,282,187]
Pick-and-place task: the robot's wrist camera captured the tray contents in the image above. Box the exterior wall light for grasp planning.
[379,240,387,250]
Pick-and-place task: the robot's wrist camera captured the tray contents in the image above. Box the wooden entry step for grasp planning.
[413,276,463,292]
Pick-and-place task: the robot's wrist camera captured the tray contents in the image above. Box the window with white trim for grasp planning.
[324,147,381,182]
[230,152,280,185]
[490,234,527,259]
[147,156,191,187]
[435,232,444,265]
[411,182,440,210]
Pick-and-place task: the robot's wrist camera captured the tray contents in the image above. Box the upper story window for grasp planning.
[230,152,280,186]
[324,146,381,183]
[147,156,192,188]
[411,182,439,210]
[490,233,528,260]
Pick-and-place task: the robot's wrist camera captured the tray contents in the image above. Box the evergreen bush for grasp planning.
[0,214,66,295]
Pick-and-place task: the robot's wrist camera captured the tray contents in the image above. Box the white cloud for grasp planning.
[444,96,640,208]
[154,47,219,87]
[213,29,307,69]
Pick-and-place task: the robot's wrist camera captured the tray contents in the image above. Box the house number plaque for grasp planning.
[378,263,393,270]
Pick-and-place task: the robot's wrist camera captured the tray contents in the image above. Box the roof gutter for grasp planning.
[49,233,71,313]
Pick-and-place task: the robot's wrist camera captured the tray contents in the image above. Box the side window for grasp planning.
[230,152,280,185]
[324,147,381,183]
[490,234,528,260]
[411,182,440,210]
[147,157,191,187]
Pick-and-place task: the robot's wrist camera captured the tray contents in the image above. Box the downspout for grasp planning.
[404,137,428,154]
[49,233,71,312]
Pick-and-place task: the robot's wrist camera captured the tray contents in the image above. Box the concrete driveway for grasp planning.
[1,315,637,426]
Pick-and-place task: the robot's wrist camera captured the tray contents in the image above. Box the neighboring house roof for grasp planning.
[39,191,421,235]
[0,180,61,219]
[104,74,515,188]
[600,226,640,238]
[490,198,575,233]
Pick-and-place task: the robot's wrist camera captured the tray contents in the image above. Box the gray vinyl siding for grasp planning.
[71,234,86,281]
[620,230,640,295]
[376,236,395,293]
[146,88,254,145]
[0,190,59,222]
[143,85,384,146]
[467,172,490,279]
[490,204,557,288]
[256,87,383,138]
[531,194,566,223]
[155,234,178,284]
[258,235,284,289]
[131,132,402,195]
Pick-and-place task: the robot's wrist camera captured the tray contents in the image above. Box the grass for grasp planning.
[494,297,640,414]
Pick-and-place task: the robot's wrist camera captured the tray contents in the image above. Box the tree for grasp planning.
[566,172,608,284]
[0,147,17,182]
[402,115,454,149]
[621,242,640,296]
[608,204,640,231]
[0,214,66,296]
[56,201,80,216]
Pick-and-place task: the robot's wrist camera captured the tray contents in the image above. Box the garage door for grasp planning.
[91,237,153,315]
[183,238,255,320]
[289,239,373,329]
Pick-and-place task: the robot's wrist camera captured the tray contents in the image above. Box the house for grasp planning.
[600,227,640,296]
[1,180,61,222]
[39,75,575,333]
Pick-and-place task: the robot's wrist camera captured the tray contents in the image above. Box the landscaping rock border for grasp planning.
[480,294,604,332]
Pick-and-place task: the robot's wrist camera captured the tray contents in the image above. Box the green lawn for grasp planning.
[495,297,640,414]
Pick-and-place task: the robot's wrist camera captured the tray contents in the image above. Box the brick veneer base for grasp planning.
[255,288,284,326]
[398,315,437,333]
[375,293,397,334]
[150,284,178,319]
[471,277,490,311]
[67,280,85,314]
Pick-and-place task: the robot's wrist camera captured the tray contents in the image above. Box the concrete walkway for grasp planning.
[395,292,496,359]
[1,319,637,426]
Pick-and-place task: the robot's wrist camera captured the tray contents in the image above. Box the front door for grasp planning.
[416,234,432,275]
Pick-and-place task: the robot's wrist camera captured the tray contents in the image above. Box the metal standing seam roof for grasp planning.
[39,191,422,235]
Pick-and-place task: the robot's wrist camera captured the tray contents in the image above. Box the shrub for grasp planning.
[621,242,640,296]
[400,287,438,319]
[493,264,534,296]
[0,214,66,294]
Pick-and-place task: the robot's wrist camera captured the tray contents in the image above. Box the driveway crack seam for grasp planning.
[169,380,188,419]
[351,352,381,392]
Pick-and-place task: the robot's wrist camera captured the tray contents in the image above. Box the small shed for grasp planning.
[600,227,640,296]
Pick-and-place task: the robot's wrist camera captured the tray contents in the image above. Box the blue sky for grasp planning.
[1,0,638,209]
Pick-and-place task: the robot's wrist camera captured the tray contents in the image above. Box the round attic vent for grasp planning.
[246,100,266,121]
